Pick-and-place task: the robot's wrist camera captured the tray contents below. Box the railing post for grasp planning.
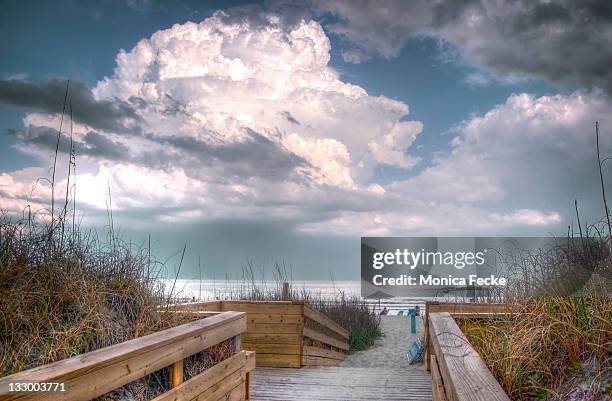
[170,359,184,388]
[234,333,242,352]
[425,301,431,371]
[245,370,251,400]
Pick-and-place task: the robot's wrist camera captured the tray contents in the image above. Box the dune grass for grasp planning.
[453,225,612,401]
[0,215,237,400]
[459,296,611,401]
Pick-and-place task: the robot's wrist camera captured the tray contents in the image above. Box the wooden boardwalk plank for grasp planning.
[250,367,432,401]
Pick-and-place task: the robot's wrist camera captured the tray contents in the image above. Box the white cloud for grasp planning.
[491,209,562,226]
[92,12,420,183]
[387,90,611,229]
[284,133,355,189]
[2,11,610,237]
[368,121,422,168]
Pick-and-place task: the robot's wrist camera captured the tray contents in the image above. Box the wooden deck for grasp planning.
[250,366,432,400]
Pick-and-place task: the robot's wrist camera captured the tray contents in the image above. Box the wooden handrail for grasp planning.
[165,299,223,311]
[151,350,255,401]
[303,305,349,340]
[426,302,510,315]
[425,302,511,371]
[0,311,247,401]
[303,327,349,351]
[169,299,350,367]
[428,312,510,401]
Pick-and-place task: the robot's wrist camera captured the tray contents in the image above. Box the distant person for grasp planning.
[380,306,389,315]
[415,305,420,316]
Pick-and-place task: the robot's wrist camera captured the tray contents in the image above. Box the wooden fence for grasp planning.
[172,300,349,368]
[425,302,511,401]
[0,311,255,401]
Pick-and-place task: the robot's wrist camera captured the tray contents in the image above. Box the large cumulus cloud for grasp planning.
[0,12,422,225]
[1,10,610,236]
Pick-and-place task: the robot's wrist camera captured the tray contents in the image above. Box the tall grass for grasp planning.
[0,214,178,376]
[460,296,611,401]
[459,222,611,400]
[0,214,243,401]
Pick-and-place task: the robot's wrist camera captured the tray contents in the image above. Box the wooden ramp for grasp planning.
[249,366,432,401]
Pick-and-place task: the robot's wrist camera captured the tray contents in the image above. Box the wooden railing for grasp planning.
[302,305,349,366]
[171,300,350,368]
[425,302,511,401]
[0,311,255,401]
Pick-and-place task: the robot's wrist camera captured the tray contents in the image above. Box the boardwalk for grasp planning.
[250,316,432,401]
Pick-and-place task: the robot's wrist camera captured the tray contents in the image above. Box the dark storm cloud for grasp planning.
[121,218,360,280]
[144,128,308,181]
[10,126,131,161]
[81,131,131,159]
[0,79,140,132]
[313,0,612,95]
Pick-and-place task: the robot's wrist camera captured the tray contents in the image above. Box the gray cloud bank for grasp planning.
[314,0,612,94]
[0,79,140,133]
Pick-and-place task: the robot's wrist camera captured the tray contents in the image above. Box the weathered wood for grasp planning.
[303,305,349,339]
[426,302,509,315]
[429,312,510,401]
[254,354,302,368]
[303,346,346,361]
[167,310,224,317]
[170,359,184,388]
[431,355,448,401]
[221,302,303,315]
[425,302,512,372]
[221,302,305,368]
[449,312,514,320]
[193,369,243,401]
[250,367,432,400]
[152,351,252,401]
[241,343,301,355]
[0,311,246,401]
[303,327,349,351]
[245,313,303,325]
[176,300,352,368]
[234,334,241,353]
[245,351,256,373]
[225,300,300,305]
[242,332,301,345]
[168,300,223,312]
[245,371,251,400]
[246,322,302,334]
[301,356,345,366]
[218,380,247,401]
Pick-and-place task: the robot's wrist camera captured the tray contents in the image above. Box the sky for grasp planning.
[0,0,611,280]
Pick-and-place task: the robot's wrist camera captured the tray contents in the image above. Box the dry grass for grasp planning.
[0,215,234,399]
[459,296,611,401]
[456,228,611,401]
[0,216,173,375]
[94,339,236,401]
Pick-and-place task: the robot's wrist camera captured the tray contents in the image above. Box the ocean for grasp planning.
[163,279,465,315]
